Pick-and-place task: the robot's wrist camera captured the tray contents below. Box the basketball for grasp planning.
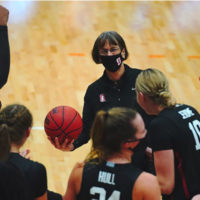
[44,106,82,144]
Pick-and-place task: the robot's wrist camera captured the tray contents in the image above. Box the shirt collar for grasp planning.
[102,64,129,86]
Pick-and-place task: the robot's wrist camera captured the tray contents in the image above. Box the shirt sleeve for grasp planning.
[73,87,95,149]
[149,118,174,151]
[33,163,47,197]
[0,25,10,89]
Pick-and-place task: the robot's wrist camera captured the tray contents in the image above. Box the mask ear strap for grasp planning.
[121,49,125,59]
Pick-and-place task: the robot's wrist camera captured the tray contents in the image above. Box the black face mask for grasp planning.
[100,53,123,72]
[128,138,147,154]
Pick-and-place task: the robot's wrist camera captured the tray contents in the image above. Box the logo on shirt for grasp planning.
[99,94,106,102]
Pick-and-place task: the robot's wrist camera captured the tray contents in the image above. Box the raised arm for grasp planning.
[73,91,95,149]
[0,5,10,89]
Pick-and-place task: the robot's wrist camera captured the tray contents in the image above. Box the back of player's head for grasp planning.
[87,107,137,162]
[0,124,10,161]
[0,104,32,145]
[92,31,129,63]
[136,68,176,107]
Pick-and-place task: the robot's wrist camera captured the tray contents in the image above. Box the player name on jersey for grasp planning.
[178,107,194,119]
[98,170,115,185]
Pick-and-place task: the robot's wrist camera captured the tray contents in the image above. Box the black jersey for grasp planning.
[77,161,142,200]
[0,161,28,200]
[149,104,200,200]
[0,25,10,89]
[8,153,47,200]
[74,65,153,149]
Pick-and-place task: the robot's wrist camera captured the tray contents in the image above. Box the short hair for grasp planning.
[92,31,129,64]
[85,107,137,163]
[0,104,33,145]
[135,68,176,107]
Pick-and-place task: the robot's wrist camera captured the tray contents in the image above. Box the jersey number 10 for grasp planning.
[189,120,200,150]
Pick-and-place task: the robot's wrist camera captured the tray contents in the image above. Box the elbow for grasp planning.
[160,182,174,195]
[162,187,173,195]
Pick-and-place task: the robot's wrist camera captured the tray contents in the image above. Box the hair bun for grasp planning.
[0,123,8,131]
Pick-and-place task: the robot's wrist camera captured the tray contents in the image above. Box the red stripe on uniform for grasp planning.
[175,152,190,199]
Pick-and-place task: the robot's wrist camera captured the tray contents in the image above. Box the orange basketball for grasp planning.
[44,106,82,144]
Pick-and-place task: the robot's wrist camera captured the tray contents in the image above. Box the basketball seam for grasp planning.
[64,126,82,137]
[49,106,65,131]
[45,106,82,143]
[49,126,82,138]
[60,127,82,143]
[63,112,78,132]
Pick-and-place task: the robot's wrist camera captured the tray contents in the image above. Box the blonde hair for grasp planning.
[135,68,176,107]
[85,107,137,164]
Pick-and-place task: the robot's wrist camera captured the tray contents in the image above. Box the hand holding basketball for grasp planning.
[44,106,82,149]
[48,136,74,151]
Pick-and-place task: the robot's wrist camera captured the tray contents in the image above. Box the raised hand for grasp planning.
[20,149,31,159]
[0,5,9,25]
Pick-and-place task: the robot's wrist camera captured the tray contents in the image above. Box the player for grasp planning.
[0,5,10,110]
[63,107,161,200]
[135,68,200,200]
[0,5,10,89]
[0,122,29,200]
[0,104,62,200]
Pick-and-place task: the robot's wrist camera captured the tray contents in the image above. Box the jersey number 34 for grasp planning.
[90,186,120,200]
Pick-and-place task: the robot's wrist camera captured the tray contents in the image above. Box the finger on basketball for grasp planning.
[47,136,54,145]
[54,137,61,148]
[63,138,73,146]
[44,105,82,148]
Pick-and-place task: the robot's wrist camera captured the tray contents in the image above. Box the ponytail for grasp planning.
[85,110,108,163]
[136,68,176,107]
[0,124,10,161]
[85,108,137,164]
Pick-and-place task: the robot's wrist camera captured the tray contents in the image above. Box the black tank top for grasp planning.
[77,160,142,200]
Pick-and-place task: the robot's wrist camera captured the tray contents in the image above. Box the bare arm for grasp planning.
[63,162,83,200]
[133,172,161,200]
[153,149,175,195]
[191,194,200,200]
